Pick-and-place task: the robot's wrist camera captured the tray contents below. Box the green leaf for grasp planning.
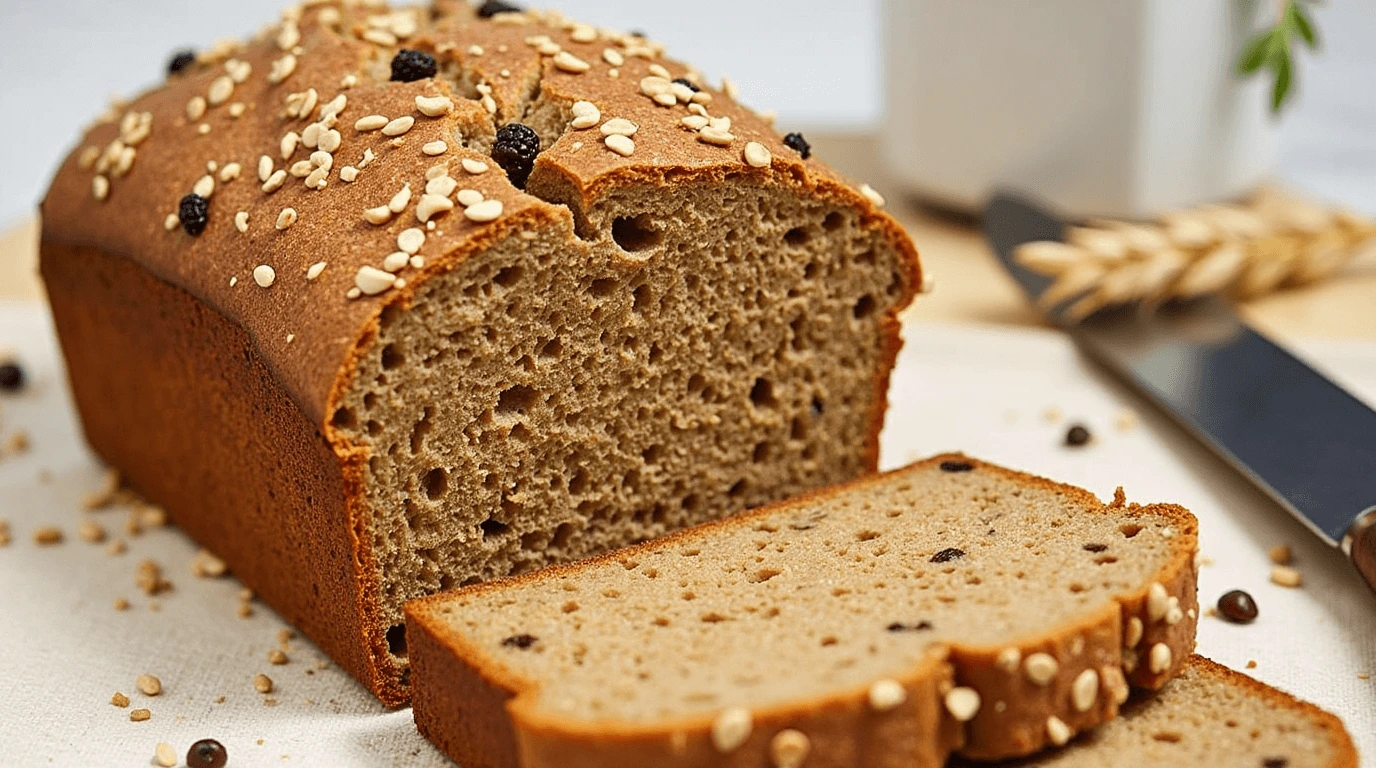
[1271,47,1294,113]
[1291,2,1319,49]
[1237,30,1274,74]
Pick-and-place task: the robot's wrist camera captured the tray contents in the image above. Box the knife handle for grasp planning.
[1344,506,1376,597]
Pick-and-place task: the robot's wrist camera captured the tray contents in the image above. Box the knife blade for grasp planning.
[983,192,1376,595]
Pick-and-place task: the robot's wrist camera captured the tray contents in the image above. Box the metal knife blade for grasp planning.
[984,192,1376,595]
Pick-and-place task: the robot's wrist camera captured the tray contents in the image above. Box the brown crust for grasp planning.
[39,3,921,706]
[1182,656,1359,768]
[406,454,1200,767]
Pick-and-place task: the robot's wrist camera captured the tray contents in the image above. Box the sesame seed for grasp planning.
[197,123,212,135]
[235,211,250,233]
[427,176,458,197]
[306,262,327,280]
[553,51,591,73]
[1271,565,1303,588]
[359,147,378,169]
[454,158,486,176]
[423,140,448,156]
[155,743,177,767]
[468,44,485,56]
[1046,716,1071,746]
[607,68,619,78]
[500,69,511,78]
[389,183,413,212]
[275,208,297,230]
[289,160,314,178]
[163,213,180,231]
[697,127,735,146]
[649,63,672,79]
[669,82,696,103]
[253,673,273,693]
[416,193,454,221]
[1164,596,1184,626]
[253,265,276,287]
[383,251,411,272]
[570,24,597,43]
[229,277,237,288]
[710,707,752,753]
[744,142,772,168]
[721,76,740,99]
[219,162,242,182]
[355,114,389,132]
[639,76,671,97]
[269,54,297,84]
[769,729,810,768]
[464,199,504,222]
[653,92,678,107]
[363,28,398,46]
[410,255,425,269]
[322,93,347,120]
[1126,616,1144,647]
[262,169,287,193]
[481,95,497,114]
[281,131,300,159]
[996,647,1022,673]
[1071,669,1100,711]
[78,146,100,170]
[341,73,358,88]
[187,96,207,121]
[383,116,415,136]
[860,183,886,208]
[208,75,234,106]
[868,679,906,711]
[679,115,708,131]
[229,102,246,117]
[193,175,215,198]
[600,117,638,137]
[364,206,393,225]
[1146,582,1170,622]
[129,708,151,722]
[77,519,106,543]
[602,48,624,66]
[226,58,252,83]
[570,100,600,129]
[302,122,324,148]
[397,228,426,254]
[310,150,333,171]
[92,175,110,201]
[278,22,301,51]
[456,189,484,207]
[340,166,359,183]
[346,287,362,300]
[319,129,343,153]
[1024,653,1059,685]
[258,155,274,181]
[709,116,732,131]
[944,687,981,722]
[604,134,635,157]
[688,103,708,117]
[268,649,289,665]
[1149,642,1173,673]
[355,266,397,296]
[136,674,162,696]
[415,94,454,117]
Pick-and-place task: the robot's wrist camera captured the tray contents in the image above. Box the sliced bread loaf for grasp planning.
[40,2,919,705]
[961,655,1358,768]
[405,454,1200,767]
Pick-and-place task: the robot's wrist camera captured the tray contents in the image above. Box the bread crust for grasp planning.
[40,3,921,705]
[406,454,1200,766]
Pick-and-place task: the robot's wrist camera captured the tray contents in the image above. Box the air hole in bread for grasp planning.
[422,468,448,500]
[480,518,509,538]
[611,214,662,253]
[1152,731,1183,743]
[496,384,539,414]
[749,378,776,408]
[823,211,844,231]
[752,441,770,463]
[631,284,652,313]
[381,343,405,370]
[587,277,617,298]
[853,294,876,319]
[728,479,748,497]
[331,406,357,429]
[784,227,809,246]
[385,624,408,658]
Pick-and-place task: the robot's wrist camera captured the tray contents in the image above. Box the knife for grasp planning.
[983,192,1376,596]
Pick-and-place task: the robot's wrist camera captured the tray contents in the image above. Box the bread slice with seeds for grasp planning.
[40,2,919,706]
[405,454,1200,767]
[958,655,1358,768]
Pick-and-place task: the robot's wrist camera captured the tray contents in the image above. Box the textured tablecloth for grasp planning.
[1,301,1372,767]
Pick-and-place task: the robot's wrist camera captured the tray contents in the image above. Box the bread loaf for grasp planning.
[39,1,920,705]
[958,655,1358,768]
[405,455,1200,767]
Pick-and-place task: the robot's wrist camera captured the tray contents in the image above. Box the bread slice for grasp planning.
[405,455,1200,767]
[39,3,919,704]
[959,655,1358,768]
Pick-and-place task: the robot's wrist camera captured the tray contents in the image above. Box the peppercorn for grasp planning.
[178,194,210,237]
[186,739,228,768]
[476,0,522,17]
[1217,590,1259,624]
[390,49,437,83]
[167,49,197,76]
[490,123,541,189]
[783,132,812,160]
[672,77,700,93]
[0,362,22,392]
[1065,424,1092,447]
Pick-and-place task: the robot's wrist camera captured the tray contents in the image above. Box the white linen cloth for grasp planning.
[1,302,1372,766]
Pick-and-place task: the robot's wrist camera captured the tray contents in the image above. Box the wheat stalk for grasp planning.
[1015,187,1376,321]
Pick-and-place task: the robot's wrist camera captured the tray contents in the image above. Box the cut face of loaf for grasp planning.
[341,176,910,667]
[961,656,1358,768]
[406,455,1201,768]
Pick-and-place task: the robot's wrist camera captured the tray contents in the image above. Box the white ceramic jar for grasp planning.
[881,0,1278,220]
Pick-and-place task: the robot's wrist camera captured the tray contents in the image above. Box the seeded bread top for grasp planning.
[39,1,913,426]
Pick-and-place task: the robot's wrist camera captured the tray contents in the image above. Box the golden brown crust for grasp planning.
[406,454,1201,766]
[40,2,920,706]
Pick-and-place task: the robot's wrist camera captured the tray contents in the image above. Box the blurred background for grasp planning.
[3,0,1376,229]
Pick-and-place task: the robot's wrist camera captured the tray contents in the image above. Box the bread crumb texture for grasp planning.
[409,456,1201,766]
